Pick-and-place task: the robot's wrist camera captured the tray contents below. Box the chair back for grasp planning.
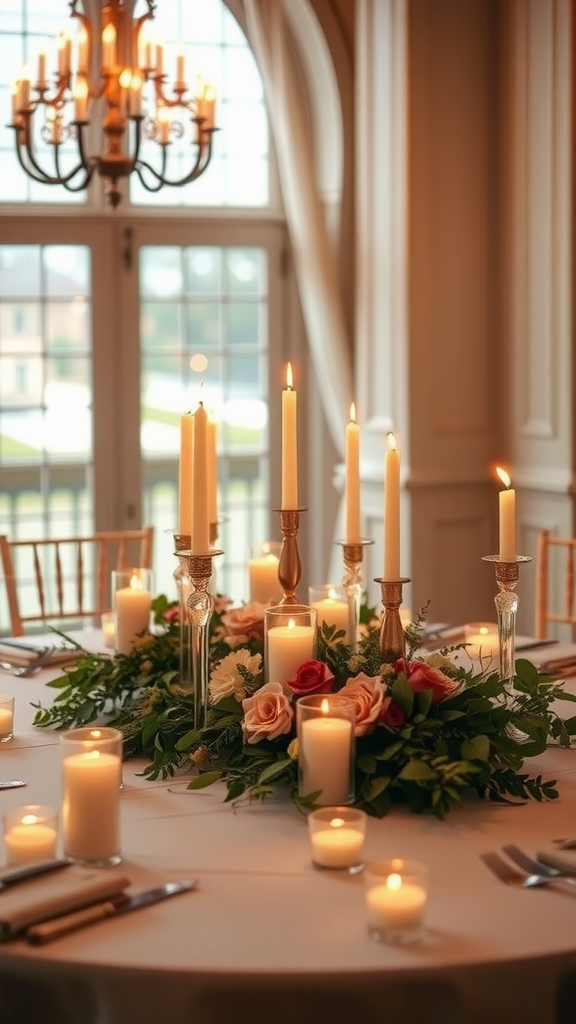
[0,528,154,636]
[535,529,576,638]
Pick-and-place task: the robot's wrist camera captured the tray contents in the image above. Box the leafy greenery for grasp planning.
[32,595,576,820]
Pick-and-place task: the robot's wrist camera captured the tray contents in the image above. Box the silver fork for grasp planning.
[480,852,576,895]
[0,647,55,677]
[502,844,576,884]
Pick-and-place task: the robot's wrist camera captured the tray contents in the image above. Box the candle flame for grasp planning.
[350,402,356,423]
[387,872,403,891]
[321,698,330,715]
[286,362,293,390]
[21,814,40,826]
[327,587,339,600]
[387,431,397,452]
[263,542,270,555]
[130,574,144,591]
[288,618,296,630]
[330,817,346,829]
[496,466,511,489]
[479,626,489,636]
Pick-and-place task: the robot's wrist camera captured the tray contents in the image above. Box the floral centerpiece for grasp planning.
[33,595,576,820]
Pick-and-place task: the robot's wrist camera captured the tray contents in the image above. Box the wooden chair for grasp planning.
[535,529,576,638]
[0,527,154,636]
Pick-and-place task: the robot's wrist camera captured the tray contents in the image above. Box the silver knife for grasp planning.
[0,781,26,790]
[0,859,70,890]
[26,879,197,944]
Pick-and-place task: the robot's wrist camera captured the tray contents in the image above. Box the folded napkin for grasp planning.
[0,639,82,669]
[536,846,576,874]
[0,865,130,940]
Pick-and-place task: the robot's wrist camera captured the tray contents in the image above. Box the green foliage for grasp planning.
[31,595,576,820]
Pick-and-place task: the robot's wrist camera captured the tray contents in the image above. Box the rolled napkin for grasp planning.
[536,846,576,875]
[0,864,130,940]
[0,640,81,670]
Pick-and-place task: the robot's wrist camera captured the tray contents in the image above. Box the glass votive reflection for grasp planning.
[60,726,123,867]
[248,541,282,605]
[265,604,317,684]
[111,567,153,655]
[3,805,58,865]
[296,694,355,805]
[309,585,349,641]
[308,806,366,873]
[364,858,428,944]
[0,694,14,743]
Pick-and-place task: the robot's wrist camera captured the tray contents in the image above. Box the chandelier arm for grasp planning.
[134,130,216,191]
[11,124,92,190]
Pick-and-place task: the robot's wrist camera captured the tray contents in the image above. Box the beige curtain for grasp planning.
[241,0,353,457]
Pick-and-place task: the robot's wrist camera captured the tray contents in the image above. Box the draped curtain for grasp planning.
[241,0,353,458]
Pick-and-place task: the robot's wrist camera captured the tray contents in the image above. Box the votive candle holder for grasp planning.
[265,604,317,684]
[60,726,123,867]
[3,804,58,866]
[364,857,428,944]
[296,694,355,805]
[307,806,366,873]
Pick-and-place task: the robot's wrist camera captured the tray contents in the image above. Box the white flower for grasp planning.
[208,649,263,703]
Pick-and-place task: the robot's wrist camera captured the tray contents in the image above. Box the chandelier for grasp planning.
[9,0,217,209]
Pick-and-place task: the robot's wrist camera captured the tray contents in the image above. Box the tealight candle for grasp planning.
[0,695,14,743]
[296,695,355,805]
[60,727,123,866]
[308,806,367,871]
[364,858,428,943]
[3,805,58,865]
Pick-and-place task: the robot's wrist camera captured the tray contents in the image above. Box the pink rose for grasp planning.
[394,659,458,703]
[222,603,265,642]
[338,672,385,736]
[379,695,407,729]
[242,682,294,744]
[287,660,335,697]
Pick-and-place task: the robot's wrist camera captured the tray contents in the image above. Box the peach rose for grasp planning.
[338,672,385,736]
[222,602,266,642]
[242,682,294,744]
[394,658,458,703]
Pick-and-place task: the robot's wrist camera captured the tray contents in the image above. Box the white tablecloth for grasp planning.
[0,631,576,1024]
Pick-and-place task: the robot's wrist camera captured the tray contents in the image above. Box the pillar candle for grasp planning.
[384,432,400,580]
[62,750,121,862]
[5,818,57,865]
[267,619,314,684]
[248,545,280,604]
[178,411,193,536]
[496,466,516,561]
[282,362,298,509]
[191,401,210,554]
[345,403,360,544]
[299,707,353,805]
[115,575,152,655]
[310,589,349,636]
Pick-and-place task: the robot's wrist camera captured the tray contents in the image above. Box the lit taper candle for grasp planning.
[496,466,516,561]
[384,432,400,580]
[282,362,298,509]
[345,403,360,544]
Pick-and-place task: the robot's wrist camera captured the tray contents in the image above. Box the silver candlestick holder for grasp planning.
[374,576,411,664]
[175,546,223,731]
[482,555,532,685]
[337,539,374,651]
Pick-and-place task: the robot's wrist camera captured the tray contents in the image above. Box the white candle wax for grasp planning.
[281,363,298,509]
[0,707,13,737]
[366,878,427,933]
[191,401,210,554]
[311,826,364,868]
[299,716,352,805]
[5,823,57,865]
[248,552,280,605]
[115,580,152,655]
[63,751,121,862]
[345,404,361,544]
[498,468,516,561]
[178,411,193,536]
[267,622,315,684]
[102,620,115,647]
[310,595,349,636]
[384,433,400,580]
[207,412,218,526]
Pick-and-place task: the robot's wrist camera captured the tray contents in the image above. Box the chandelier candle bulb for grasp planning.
[345,403,361,544]
[296,695,355,806]
[77,28,88,75]
[113,569,152,656]
[496,466,516,561]
[281,362,298,509]
[384,432,401,580]
[3,806,58,866]
[37,51,46,89]
[102,23,116,68]
[60,727,123,866]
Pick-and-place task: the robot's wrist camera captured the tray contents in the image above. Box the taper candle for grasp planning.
[345,403,360,544]
[496,466,516,561]
[282,362,298,509]
[178,411,193,536]
[207,410,218,526]
[191,401,210,554]
[384,432,400,580]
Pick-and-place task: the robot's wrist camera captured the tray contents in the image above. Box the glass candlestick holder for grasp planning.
[374,577,411,664]
[337,539,374,651]
[173,533,192,692]
[176,547,223,731]
[273,508,307,605]
[482,555,532,685]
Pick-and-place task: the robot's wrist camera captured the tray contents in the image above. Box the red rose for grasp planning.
[394,658,458,703]
[379,695,407,729]
[287,660,335,696]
